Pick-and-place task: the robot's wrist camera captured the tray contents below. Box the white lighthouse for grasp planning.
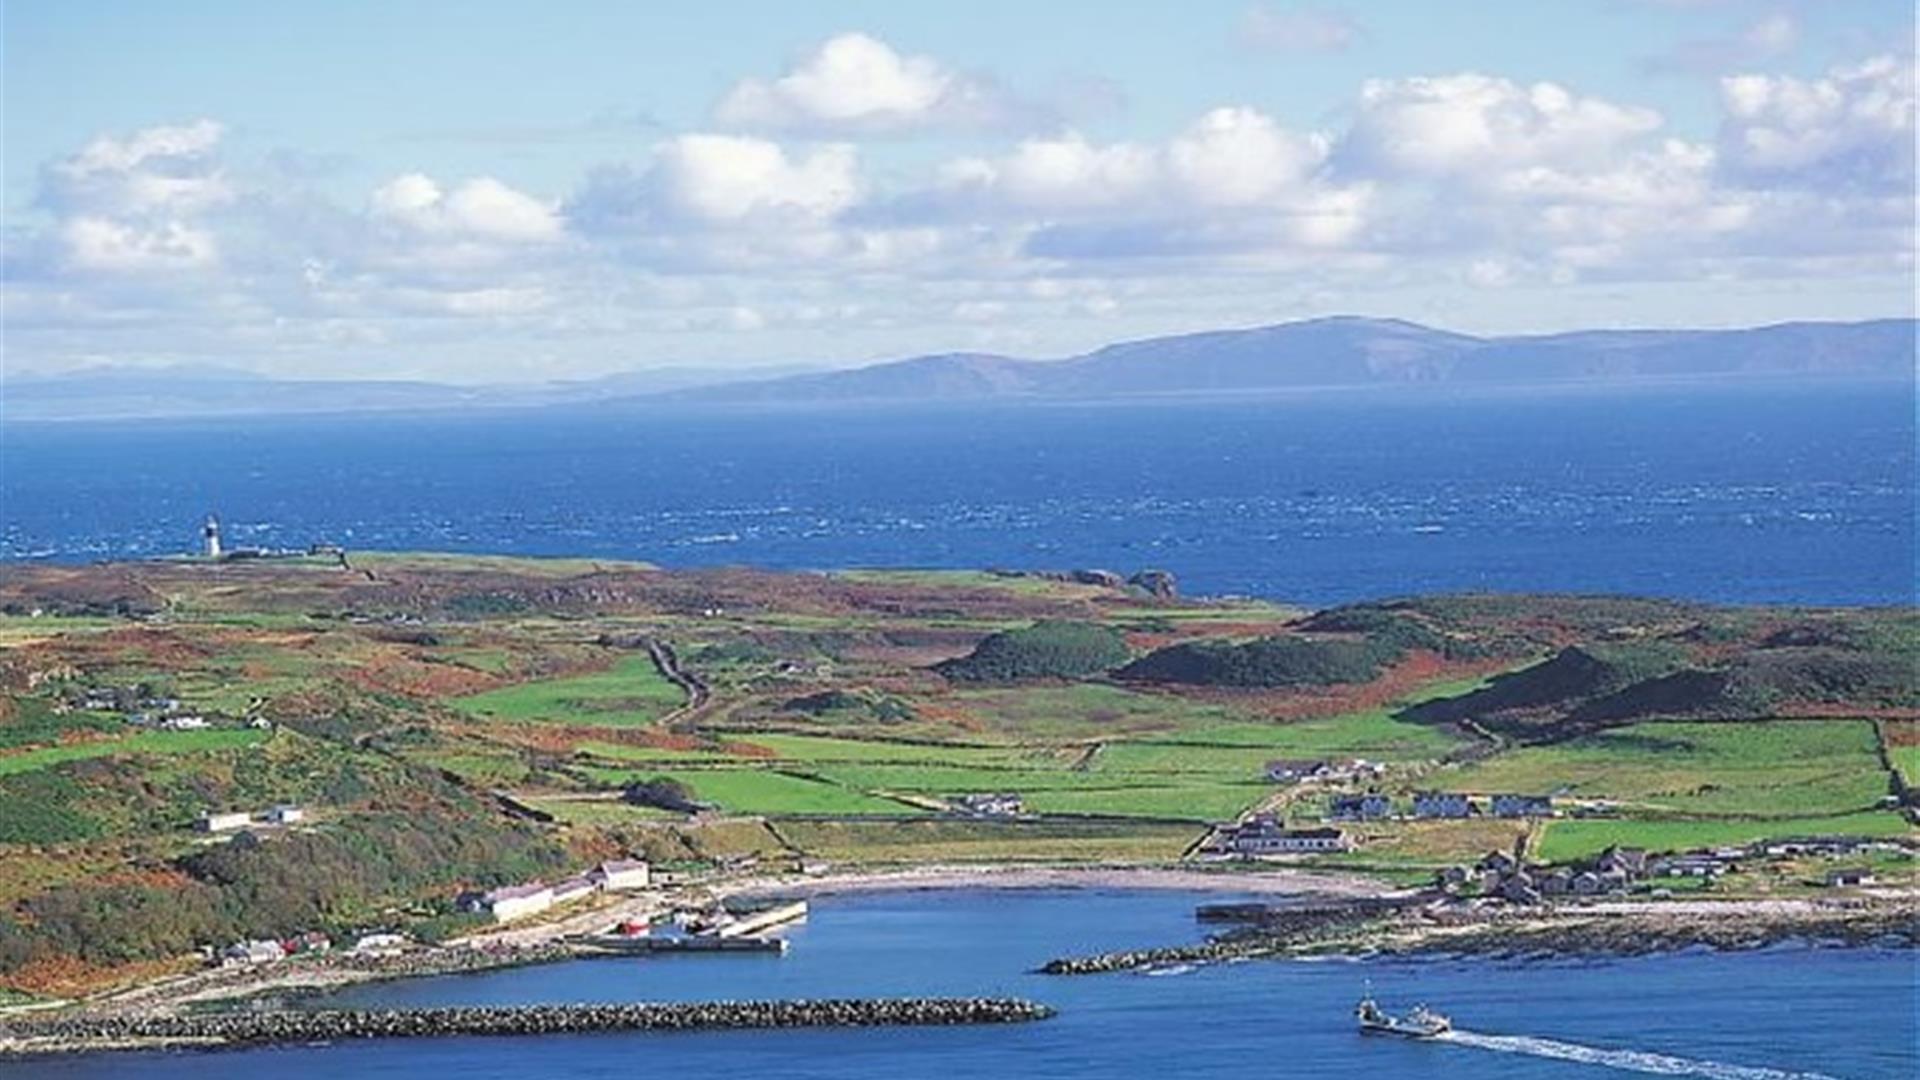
[203,514,222,559]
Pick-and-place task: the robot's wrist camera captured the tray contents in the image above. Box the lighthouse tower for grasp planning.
[203,514,222,559]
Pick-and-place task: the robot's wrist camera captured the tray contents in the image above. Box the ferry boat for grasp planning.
[1355,991,1451,1039]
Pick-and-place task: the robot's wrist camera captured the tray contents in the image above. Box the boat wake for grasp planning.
[1439,1030,1837,1080]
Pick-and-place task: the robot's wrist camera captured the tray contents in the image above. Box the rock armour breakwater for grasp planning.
[2,998,1054,1055]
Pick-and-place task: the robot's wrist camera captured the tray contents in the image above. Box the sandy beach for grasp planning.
[721,863,1390,901]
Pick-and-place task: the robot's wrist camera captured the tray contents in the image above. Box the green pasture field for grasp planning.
[946,683,1250,740]
[575,740,741,763]
[1438,720,1889,817]
[1017,782,1269,821]
[1537,810,1913,863]
[452,655,684,726]
[517,797,682,825]
[412,750,534,786]
[1887,745,1920,785]
[736,732,1067,766]
[802,762,1171,795]
[0,728,268,777]
[1165,707,1465,759]
[577,766,921,816]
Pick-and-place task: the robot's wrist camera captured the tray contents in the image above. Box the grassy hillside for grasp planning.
[0,556,1911,993]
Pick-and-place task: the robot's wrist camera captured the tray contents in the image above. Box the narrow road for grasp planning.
[643,637,712,729]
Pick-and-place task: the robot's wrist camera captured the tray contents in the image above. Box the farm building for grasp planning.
[221,939,287,967]
[1656,854,1734,878]
[551,875,599,905]
[265,804,305,825]
[1490,794,1555,818]
[1264,759,1332,783]
[197,811,252,833]
[1329,793,1393,821]
[1412,791,1472,819]
[1760,837,1869,858]
[1222,815,1352,854]
[1825,868,1876,887]
[1595,846,1650,877]
[461,882,555,922]
[348,933,409,956]
[592,859,651,891]
[955,792,1023,817]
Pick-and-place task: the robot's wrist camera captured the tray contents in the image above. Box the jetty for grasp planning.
[574,934,788,955]
[0,998,1056,1056]
[716,899,808,938]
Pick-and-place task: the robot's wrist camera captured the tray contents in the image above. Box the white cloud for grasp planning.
[49,119,232,214]
[60,216,218,271]
[35,120,234,274]
[650,135,862,221]
[1343,74,1664,179]
[940,107,1339,213]
[1237,5,1363,53]
[8,47,1913,379]
[1717,54,1915,190]
[1167,107,1330,206]
[715,33,1014,134]
[371,174,563,242]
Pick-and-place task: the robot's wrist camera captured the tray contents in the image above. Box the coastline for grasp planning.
[719,863,1391,901]
[4,864,1912,1060]
[22,863,1380,1022]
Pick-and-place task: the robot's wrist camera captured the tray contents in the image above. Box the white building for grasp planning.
[464,883,554,922]
[221,939,286,966]
[1224,815,1352,854]
[551,876,599,905]
[197,811,252,833]
[592,859,651,892]
[265,805,305,825]
[162,715,210,731]
[348,932,410,957]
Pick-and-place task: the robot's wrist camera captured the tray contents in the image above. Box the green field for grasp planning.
[948,683,1249,739]
[1166,707,1466,759]
[1538,811,1914,863]
[413,749,534,785]
[0,729,268,777]
[575,740,741,763]
[1018,782,1269,820]
[579,766,923,816]
[1441,720,1890,817]
[1889,745,1920,785]
[452,655,685,726]
[738,732,1063,766]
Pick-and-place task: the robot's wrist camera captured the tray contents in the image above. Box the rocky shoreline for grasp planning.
[0,998,1055,1056]
[1041,899,1918,975]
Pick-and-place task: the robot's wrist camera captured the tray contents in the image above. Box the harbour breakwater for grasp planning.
[2,998,1055,1055]
[1040,904,1387,975]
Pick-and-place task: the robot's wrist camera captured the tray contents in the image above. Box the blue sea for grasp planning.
[2,379,1914,605]
[17,889,1915,1079]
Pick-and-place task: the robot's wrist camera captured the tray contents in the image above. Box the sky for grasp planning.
[2,0,1914,383]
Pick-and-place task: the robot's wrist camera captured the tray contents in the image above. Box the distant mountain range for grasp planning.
[669,316,1915,404]
[4,317,1910,420]
[0,362,820,421]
